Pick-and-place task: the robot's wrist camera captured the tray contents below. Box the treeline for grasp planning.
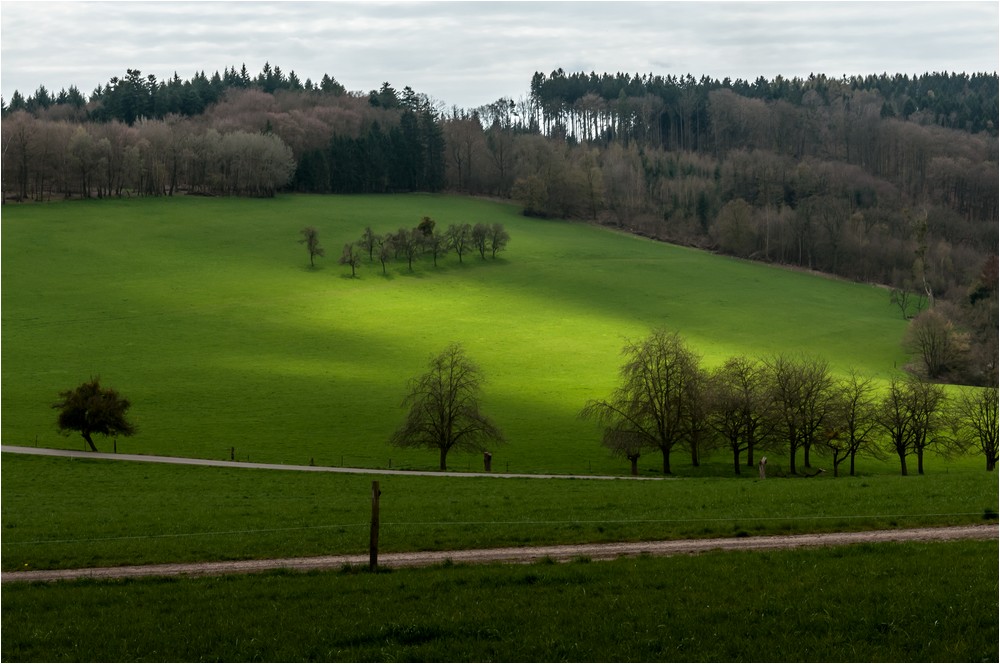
[2,67,443,200]
[526,69,998,144]
[4,63,346,123]
[583,329,999,477]
[2,114,295,199]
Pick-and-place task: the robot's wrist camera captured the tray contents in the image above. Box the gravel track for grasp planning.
[4,525,995,584]
[0,445,665,480]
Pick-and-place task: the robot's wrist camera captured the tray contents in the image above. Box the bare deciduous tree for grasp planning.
[821,370,880,476]
[358,226,378,262]
[446,223,472,263]
[488,223,510,258]
[339,242,360,277]
[907,378,950,475]
[765,355,833,474]
[903,308,966,379]
[472,222,490,259]
[875,376,949,476]
[707,355,772,475]
[299,227,324,267]
[581,328,701,475]
[950,386,999,471]
[376,235,393,275]
[424,230,447,267]
[890,287,924,320]
[390,344,505,470]
[393,227,422,271]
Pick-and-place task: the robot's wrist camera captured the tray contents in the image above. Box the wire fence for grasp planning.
[2,512,987,547]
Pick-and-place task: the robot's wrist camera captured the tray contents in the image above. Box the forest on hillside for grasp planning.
[2,64,997,385]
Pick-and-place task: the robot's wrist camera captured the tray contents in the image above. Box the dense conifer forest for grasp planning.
[3,64,996,385]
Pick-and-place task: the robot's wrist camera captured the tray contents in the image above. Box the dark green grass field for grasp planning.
[3,453,995,572]
[2,194,911,474]
[3,541,997,662]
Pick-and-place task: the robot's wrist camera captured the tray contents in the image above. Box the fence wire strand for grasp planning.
[2,512,985,546]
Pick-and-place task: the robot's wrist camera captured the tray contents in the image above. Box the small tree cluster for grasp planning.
[582,328,989,476]
[346,219,509,276]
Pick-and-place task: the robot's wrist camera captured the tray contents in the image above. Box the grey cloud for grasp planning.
[2,1,996,109]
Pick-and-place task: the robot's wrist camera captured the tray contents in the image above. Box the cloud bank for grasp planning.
[2,1,997,109]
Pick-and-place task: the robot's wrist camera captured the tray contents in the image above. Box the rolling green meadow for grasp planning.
[2,193,913,474]
[3,194,996,662]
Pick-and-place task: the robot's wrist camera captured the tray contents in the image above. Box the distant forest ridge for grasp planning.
[2,63,997,385]
[4,64,998,134]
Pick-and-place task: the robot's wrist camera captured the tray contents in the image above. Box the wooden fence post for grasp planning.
[369,481,381,571]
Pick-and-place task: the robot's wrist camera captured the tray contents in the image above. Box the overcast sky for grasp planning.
[2,1,997,110]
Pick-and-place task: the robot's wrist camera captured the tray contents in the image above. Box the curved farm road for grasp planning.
[4,525,996,584]
[0,445,666,481]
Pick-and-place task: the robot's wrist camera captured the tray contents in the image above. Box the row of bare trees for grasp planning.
[330,219,510,277]
[2,111,294,199]
[582,329,999,477]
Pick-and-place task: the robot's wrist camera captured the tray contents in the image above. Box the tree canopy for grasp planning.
[52,377,136,451]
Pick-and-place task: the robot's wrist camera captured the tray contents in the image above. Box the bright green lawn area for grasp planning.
[3,453,995,571]
[3,194,911,473]
[3,541,997,662]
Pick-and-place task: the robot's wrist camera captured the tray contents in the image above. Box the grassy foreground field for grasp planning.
[3,541,997,662]
[3,453,995,572]
[2,194,911,474]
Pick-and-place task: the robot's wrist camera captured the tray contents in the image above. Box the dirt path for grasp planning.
[0,445,665,481]
[4,524,995,584]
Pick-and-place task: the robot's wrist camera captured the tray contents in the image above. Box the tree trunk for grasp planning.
[733,448,742,475]
[82,432,97,452]
[917,448,924,475]
[661,448,671,475]
[789,447,798,475]
[629,454,639,476]
[987,456,996,472]
[898,451,908,476]
[439,447,448,471]
[849,451,857,476]
[803,442,812,468]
